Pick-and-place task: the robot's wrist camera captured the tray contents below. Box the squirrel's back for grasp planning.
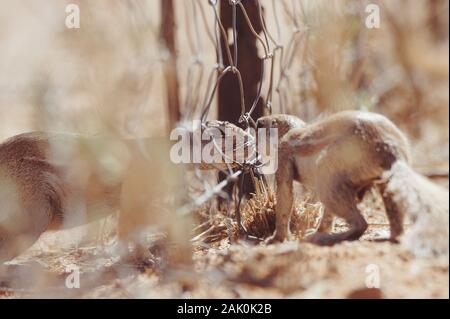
[0,132,64,261]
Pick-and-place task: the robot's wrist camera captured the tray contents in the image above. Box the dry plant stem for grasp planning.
[160,0,181,131]
[383,2,424,135]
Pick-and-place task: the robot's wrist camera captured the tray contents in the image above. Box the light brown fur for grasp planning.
[0,132,191,264]
[257,111,411,245]
[0,120,252,264]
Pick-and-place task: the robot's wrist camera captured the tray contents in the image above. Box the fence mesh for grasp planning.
[171,0,310,241]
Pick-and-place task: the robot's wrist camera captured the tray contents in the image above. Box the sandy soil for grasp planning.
[0,182,448,299]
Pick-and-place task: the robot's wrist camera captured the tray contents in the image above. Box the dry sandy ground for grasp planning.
[0,182,448,299]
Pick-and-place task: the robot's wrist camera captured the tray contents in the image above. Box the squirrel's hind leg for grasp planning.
[308,179,368,246]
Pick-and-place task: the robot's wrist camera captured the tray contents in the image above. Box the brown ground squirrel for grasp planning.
[0,132,192,264]
[257,111,448,252]
[0,121,253,264]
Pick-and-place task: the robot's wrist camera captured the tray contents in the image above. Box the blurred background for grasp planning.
[0,0,448,170]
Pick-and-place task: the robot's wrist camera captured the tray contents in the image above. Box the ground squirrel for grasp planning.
[257,111,449,253]
[0,132,192,264]
[0,121,252,264]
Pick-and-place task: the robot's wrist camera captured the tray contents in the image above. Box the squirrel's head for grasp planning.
[177,120,255,170]
[256,114,306,139]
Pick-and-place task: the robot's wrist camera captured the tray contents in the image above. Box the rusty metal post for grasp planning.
[218,0,265,198]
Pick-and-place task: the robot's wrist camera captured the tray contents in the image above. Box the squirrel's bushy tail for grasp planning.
[382,161,449,257]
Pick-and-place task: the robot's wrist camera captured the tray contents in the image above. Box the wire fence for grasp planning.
[171,0,308,241]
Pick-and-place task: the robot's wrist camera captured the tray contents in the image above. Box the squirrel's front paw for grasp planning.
[264,231,291,245]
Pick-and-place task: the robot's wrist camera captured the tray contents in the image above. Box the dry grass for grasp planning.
[242,192,322,240]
